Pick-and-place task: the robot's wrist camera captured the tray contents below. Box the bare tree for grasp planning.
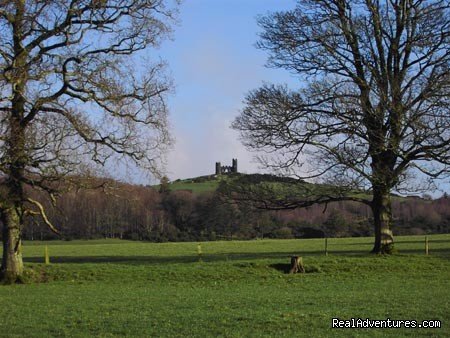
[232,0,450,253]
[0,0,178,283]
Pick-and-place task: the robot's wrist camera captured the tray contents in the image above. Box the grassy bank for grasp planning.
[0,235,449,337]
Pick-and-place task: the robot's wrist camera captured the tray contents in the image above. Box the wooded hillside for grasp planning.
[7,175,448,242]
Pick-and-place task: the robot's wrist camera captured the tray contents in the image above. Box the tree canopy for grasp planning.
[0,0,179,283]
[232,0,450,253]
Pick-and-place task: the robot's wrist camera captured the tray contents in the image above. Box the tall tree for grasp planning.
[232,0,450,253]
[0,0,178,283]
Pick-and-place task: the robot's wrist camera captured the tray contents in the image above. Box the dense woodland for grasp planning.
[6,177,448,242]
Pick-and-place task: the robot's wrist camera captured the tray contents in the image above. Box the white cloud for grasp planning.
[164,33,271,180]
[160,0,300,181]
[167,105,261,180]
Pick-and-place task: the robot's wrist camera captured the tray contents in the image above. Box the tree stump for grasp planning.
[289,256,305,274]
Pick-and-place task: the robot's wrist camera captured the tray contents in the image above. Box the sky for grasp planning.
[136,0,449,196]
[158,0,297,181]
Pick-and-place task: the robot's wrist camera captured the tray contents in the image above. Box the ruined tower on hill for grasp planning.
[215,158,238,175]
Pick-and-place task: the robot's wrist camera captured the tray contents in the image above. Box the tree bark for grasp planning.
[371,188,394,254]
[1,207,24,283]
[1,101,27,283]
[0,0,27,283]
[289,256,305,274]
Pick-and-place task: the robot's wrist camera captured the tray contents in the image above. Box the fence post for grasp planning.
[325,238,328,256]
[425,236,429,255]
[197,243,202,262]
[44,245,50,265]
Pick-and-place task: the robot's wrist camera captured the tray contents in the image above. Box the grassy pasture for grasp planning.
[157,176,222,194]
[168,180,219,193]
[0,235,449,337]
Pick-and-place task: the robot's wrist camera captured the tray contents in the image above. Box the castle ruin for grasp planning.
[215,158,238,175]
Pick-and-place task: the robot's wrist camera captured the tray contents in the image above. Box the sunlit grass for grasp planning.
[169,180,219,193]
[0,234,449,337]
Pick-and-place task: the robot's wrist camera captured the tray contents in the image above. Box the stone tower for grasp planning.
[215,162,222,175]
[215,159,238,175]
[232,158,238,173]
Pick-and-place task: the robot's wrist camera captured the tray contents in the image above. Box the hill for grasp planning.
[164,174,224,193]
[16,173,449,242]
[162,173,432,203]
[161,173,310,194]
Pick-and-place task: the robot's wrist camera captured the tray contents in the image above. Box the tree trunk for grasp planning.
[0,0,26,283]
[289,256,305,274]
[1,207,24,283]
[371,188,394,254]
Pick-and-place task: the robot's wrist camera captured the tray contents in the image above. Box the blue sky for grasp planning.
[145,0,449,196]
[159,0,297,180]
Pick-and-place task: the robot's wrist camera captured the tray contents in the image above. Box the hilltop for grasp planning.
[161,172,433,203]
[162,174,227,193]
[160,172,307,194]
[16,172,448,242]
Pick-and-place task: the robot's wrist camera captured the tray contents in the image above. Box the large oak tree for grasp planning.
[232,0,450,253]
[0,0,178,283]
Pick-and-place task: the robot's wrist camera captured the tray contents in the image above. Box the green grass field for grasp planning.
[168,180,220,193]
[1,235,449,337]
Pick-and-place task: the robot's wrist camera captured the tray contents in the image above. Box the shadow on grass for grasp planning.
[268,263,322,274]
[323,239,450,246]
[23,251,353,265]
[330,241,373,246]
[395,239,450,244]
[269,263,291,274]
[23,246,450,265]
[24,255,199,265]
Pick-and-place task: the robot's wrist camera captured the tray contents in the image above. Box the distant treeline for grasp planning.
[10,181,450,241]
